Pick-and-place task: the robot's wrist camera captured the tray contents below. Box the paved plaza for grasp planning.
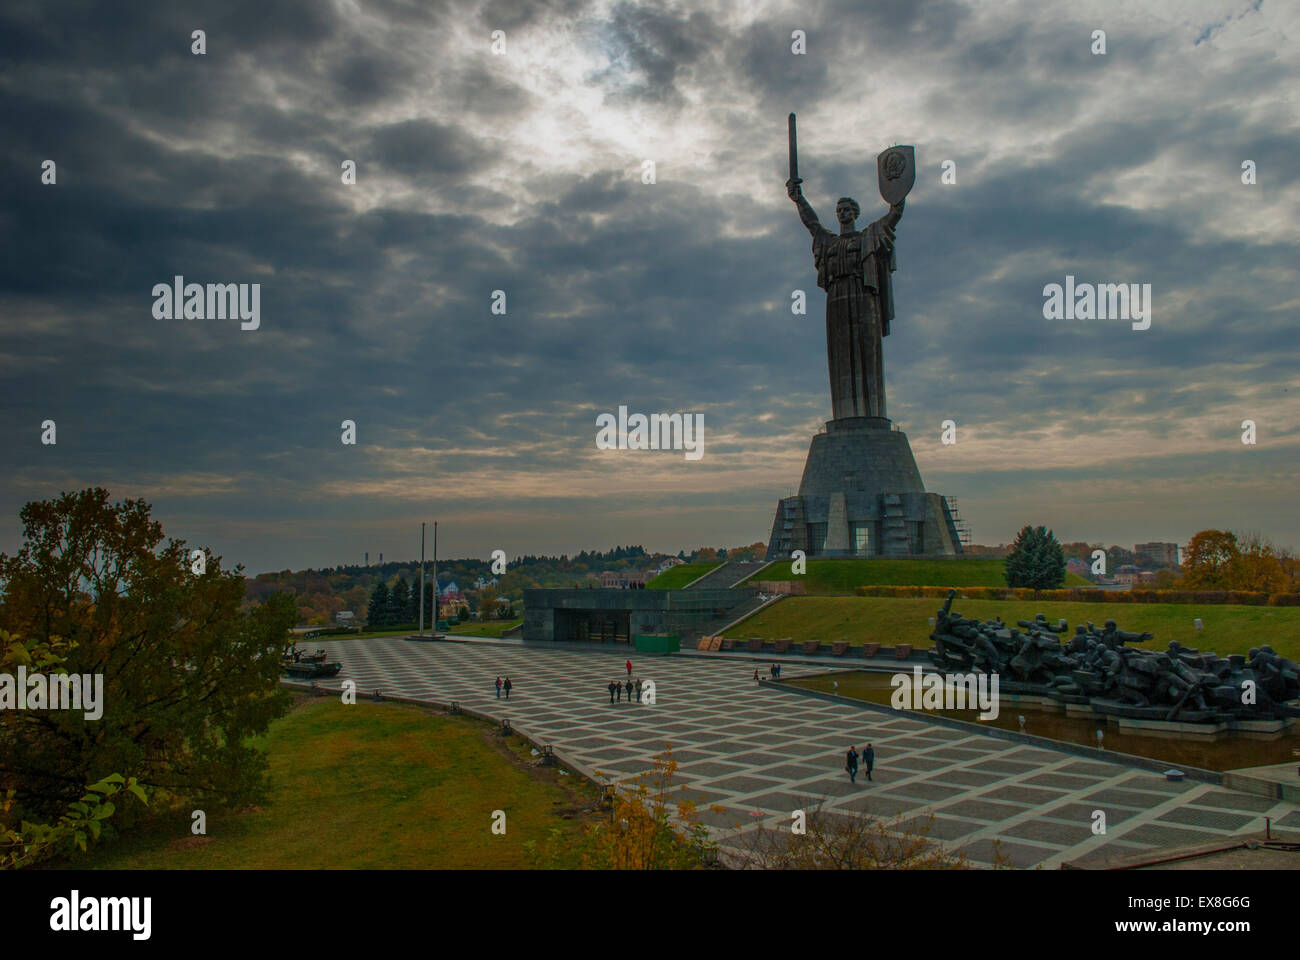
[307,637,1300,868]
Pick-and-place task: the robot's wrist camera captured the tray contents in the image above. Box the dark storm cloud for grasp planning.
[1,0,1296,571]
[368,118,496,178]
[585,1,717,107]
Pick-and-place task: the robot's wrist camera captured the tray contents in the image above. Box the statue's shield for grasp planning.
[877,146,915,204]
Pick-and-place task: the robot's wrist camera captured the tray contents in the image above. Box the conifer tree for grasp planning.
[367,581,390,627]
[1004,525,1066,590]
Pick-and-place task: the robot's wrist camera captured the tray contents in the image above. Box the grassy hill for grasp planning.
[722,595,1300,660]
[747,557,1090,593]
[647,562,722,589]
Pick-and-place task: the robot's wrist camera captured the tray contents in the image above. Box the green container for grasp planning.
[634,633,680,654]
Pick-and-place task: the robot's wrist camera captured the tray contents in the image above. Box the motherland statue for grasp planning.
[765,117,961,561]
[785,115,912,421]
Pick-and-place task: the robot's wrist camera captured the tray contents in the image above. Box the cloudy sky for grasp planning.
[2,0,1296,574]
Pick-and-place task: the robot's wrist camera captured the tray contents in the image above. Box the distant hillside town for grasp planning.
[247,533,1296,627]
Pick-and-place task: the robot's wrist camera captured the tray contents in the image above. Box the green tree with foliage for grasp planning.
[0,629,150,868]
[1003,524,1066,590]
[0,488,295,852]
[367,581,390,627]
[406,579,420,623]
[388,578,410,625]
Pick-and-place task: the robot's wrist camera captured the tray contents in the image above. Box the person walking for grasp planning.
[616,679,623,701]
[608,680,618,703]
[753,667,759,680]
[635,678,643,703]
[845,745,859,784]
[625,678,635,703]
[862,742,875,781]
[776,663,782,678]
[626,658,633,677]
[495,676,503,699]
[502,677,513,700]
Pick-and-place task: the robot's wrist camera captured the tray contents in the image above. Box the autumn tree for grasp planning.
[1181,530,1240,589]
[1227,533,1289,593]
[0,488,295,834]
[525,747,720,870]
[726,799,988,869]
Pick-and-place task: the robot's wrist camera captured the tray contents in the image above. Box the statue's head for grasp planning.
[1104,619,1117,631]
[836,196,860,225]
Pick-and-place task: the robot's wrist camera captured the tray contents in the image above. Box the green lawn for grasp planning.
[747,558,1089,593]
[722,595,1300,659]
[449,619,523,638]
[66,698,599,869]
[646,562,722,589]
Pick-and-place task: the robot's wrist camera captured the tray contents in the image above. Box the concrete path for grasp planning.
[306,637,1300,867]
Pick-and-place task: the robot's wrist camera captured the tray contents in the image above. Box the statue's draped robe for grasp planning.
[810,218,897,420]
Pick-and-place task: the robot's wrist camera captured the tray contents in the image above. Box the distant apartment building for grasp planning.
[1135,542,1180,568]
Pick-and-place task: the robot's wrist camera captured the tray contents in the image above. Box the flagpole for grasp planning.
[419,522,426,635]
[432,521,438,634]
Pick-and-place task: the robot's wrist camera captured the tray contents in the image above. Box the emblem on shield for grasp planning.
[877,146,915,205]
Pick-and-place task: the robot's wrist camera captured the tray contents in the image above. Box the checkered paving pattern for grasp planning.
[306,638,1300,868]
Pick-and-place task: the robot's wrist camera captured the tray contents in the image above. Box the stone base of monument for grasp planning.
[766,416,962,559]
[1223,761,1300,803]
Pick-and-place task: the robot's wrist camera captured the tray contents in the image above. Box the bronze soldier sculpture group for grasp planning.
[928,590,1300,723]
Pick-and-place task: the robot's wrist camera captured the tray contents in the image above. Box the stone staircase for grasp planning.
[683,560,772,590]
[693,592,780,640]
[882,493,910,555]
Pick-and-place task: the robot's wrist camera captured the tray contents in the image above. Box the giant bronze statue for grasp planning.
[785,114,910,420]
[765,116,960,560]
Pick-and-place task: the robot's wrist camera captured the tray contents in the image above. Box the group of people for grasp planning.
[752,662,784,680]
[494,676,513,699]
[608,658,645,703]
[607,676,648,703]
[844,743,875,783]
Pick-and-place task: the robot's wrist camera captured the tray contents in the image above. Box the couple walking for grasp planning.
[494,676,513,699]
[845,743,874,783]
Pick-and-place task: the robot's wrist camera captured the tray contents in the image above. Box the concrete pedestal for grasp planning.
[766,416,961,559]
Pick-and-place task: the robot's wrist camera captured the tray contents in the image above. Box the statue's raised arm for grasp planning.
[786,177,826,237]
